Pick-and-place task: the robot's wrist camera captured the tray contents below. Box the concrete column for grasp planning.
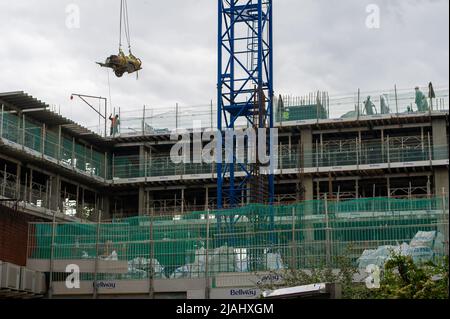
[181,188,185,214]
[75,185,80,216]
[432,118,448,159]
[204,186,209,210]
[304,177,313,202]
[50,175,61,212]
[101,195,111,220]
[301,128,314,202]
[355,179,359,199]
[15,163,21,200]
[138,186,146,216]
[432,119,449,195]
[300,129,315,245]
[300,128,313,168]
[29,168,33,203]
[139,145,145,178]
[387,176,391,198]
[147,191,154,214]
[138,145,147,215]
[302,178,314,242]
[434,168,449,196]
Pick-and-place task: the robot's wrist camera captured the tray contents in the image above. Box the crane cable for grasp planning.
[119,0,132,52]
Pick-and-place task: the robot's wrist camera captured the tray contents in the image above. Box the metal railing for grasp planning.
[81,85,449,136]
[0,112,108,180]
[110,143,448,179]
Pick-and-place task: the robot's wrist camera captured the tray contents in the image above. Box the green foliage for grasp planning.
[257,249,449,299]
[375,253,448,299]
[256,248,376,299]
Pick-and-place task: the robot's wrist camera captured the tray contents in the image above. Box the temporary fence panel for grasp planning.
[27,197,449,282]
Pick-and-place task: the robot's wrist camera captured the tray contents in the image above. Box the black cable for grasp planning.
[124,0,131,51]
[119,0,123,49]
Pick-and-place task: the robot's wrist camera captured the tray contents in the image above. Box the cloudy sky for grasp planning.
[0,0,448,129]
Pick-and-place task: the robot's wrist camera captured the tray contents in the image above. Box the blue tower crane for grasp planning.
[217,0,274,210]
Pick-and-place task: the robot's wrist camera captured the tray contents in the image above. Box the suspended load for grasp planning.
[97,49,142,78]
[97,0,142,78]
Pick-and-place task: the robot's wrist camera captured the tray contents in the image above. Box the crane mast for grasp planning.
[217,0,274,211]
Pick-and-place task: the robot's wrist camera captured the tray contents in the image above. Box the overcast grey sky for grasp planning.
[0,0,448,128]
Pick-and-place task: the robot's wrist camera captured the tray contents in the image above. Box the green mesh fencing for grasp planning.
[28,197,448,280]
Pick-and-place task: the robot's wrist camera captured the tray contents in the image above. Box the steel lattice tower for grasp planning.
[217,0,274,210]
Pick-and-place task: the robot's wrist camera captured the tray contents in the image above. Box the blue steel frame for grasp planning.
[217,0,274,211]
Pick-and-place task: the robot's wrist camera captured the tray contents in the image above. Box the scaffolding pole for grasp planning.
[48,208,58,299]
[0,104,3,138]
[93,209,102,299]
[324,193,331,267]
[205,209,211,299]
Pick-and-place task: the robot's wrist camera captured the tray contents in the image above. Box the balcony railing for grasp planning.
[110,143,448,180]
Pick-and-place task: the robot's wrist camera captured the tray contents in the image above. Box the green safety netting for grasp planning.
[276,104,328,122]
[1,112,107,179]
[28,197,448,277]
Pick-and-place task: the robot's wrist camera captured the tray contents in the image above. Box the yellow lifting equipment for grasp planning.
[97,0,142,78]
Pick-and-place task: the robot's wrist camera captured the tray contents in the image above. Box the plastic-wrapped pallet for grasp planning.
[127,257,166,279]
[266,252,286,271]
[103,250,118,261]
[433,232,445,256]
[190,247,207,276]
[357,245,400,269]
[357,230,444,269]
[208,246,237,274]
[170,246,208,279]
[194,247,207,267]
[235,248,249,272]
[410,231,437,248]
[171,263,205,279]
[171,265,192,279]
[170,245,238,278]
[357,249,377,269]
[410,231,445,253]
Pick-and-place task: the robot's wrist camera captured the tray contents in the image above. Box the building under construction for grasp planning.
[0,85,448,299]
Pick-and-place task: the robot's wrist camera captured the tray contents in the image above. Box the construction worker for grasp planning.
[380,94,390,114]
[428,82,436,110]
[415,87,429,112]
[109,114,119,136]
[364,96,377,115]
[114,114,120,135]
[283,109,290,121]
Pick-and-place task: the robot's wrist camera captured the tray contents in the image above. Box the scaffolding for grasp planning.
[55,86,449,137]
[0,111,108,180]
[1,87,448,184]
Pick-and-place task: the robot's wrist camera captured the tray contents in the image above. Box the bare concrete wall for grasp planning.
[432,118,449,195]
